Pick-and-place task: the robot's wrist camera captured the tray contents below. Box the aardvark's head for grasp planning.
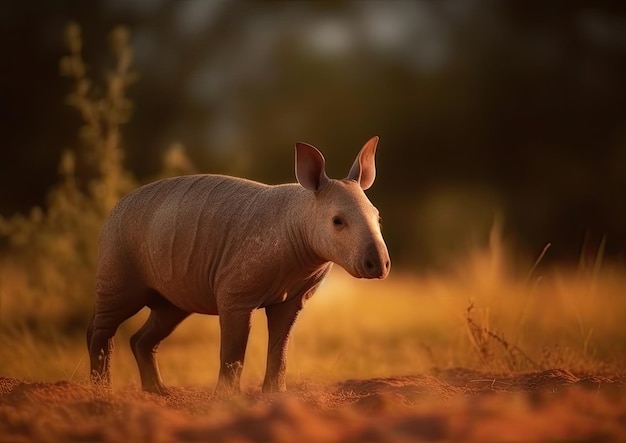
[295,136,390,279]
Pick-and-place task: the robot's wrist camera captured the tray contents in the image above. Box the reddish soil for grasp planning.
[1,369,625,442]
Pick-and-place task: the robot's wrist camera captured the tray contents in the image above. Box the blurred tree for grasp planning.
[60,22,136,212]
[0,0,625,268]
[0,22,137,331]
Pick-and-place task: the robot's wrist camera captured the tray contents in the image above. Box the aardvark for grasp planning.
[87,136,390,394]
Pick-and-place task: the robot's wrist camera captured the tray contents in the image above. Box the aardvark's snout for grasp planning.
[361,242,391,279]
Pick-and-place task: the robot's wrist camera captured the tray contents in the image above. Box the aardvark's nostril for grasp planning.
[384,260,390,270]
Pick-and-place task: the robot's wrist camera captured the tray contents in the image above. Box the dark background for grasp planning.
[1,0,625,269]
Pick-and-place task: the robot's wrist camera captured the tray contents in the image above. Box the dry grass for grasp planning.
[1,258,625,387]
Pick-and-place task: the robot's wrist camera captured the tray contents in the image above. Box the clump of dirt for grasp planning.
[433,367,625,395]
[0,377,22,396]
[1,369,625,442]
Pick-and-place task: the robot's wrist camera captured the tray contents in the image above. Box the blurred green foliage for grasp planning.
[0,1,625,268]
[0,22,198,333]
[0,24,136,333]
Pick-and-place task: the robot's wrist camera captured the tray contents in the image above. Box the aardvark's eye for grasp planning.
[332,216,344,227]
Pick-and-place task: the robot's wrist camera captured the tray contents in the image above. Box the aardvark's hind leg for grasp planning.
[88,292,145,388]
[130,295,190,395]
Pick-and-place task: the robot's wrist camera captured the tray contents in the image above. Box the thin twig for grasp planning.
[526,242,551,283]
[466,301,540,370]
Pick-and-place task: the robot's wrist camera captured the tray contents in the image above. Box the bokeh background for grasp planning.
[2,0,625,270]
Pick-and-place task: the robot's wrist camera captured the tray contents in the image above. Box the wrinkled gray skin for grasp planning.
[87,137,390,395]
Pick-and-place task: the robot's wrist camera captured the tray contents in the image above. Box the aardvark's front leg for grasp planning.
[263,296,303,393]
[215,308,254,395]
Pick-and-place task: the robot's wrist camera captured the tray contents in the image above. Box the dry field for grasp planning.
[1,260,626,442]
[2,21,624,441]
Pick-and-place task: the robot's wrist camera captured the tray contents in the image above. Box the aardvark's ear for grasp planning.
[295,142,330,192]
[346,136,379,190]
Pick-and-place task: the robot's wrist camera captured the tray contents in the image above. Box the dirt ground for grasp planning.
[1,368,625,442]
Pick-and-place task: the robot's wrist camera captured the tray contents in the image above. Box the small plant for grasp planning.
[465,301,540,371]
[59,21,137,212]
[0,23,137,334]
